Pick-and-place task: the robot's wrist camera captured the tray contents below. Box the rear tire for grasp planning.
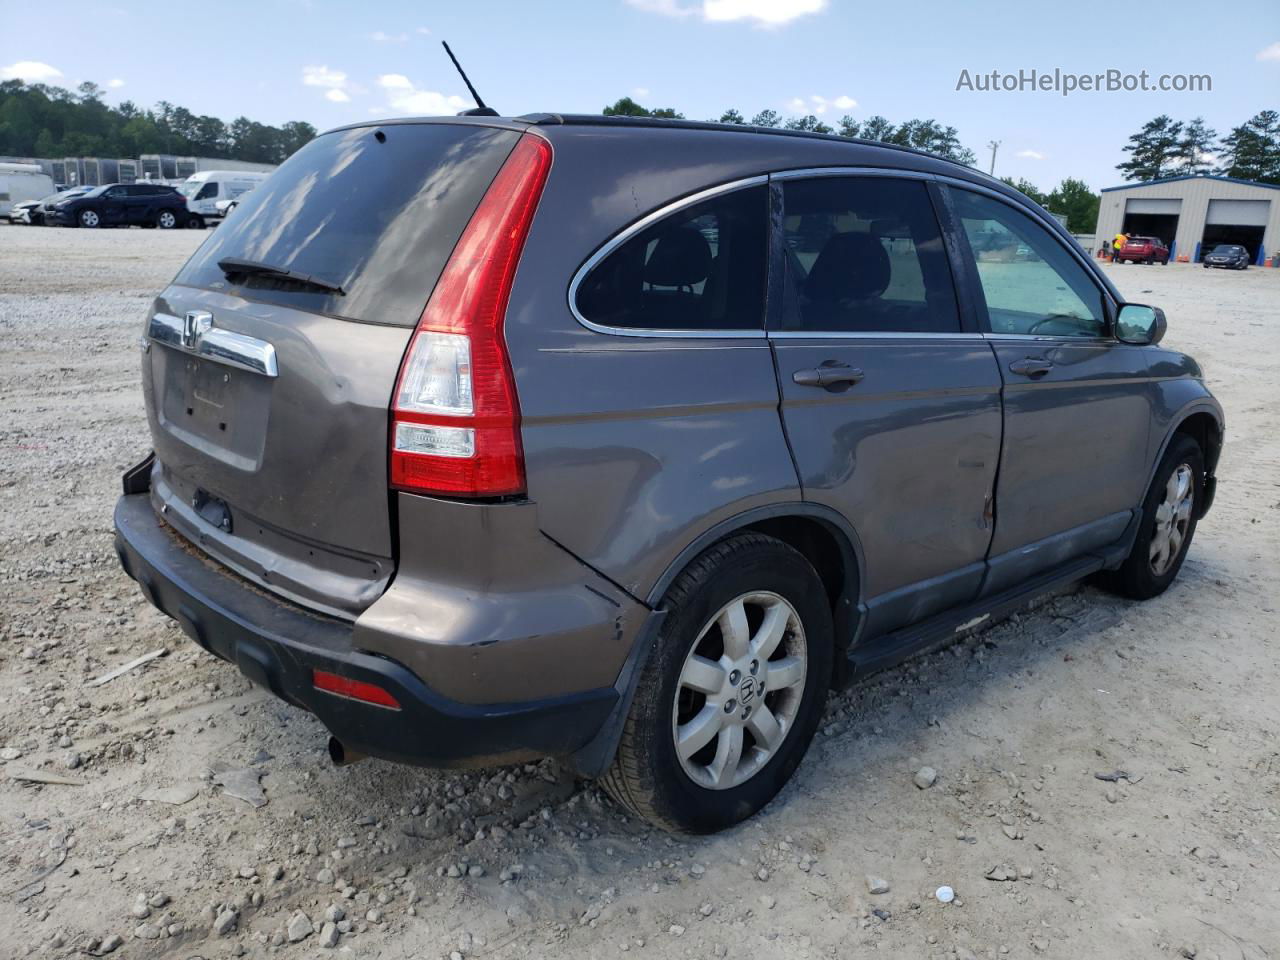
[1101,434,1203,601]
[602,533,833,833]
[156,209,178,230]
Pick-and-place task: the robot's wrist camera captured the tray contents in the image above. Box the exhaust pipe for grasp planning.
[328,736,366,767]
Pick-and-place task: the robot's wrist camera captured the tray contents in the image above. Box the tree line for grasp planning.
[1117,111,1279,183]
[604,97,977,165]
[0,80,317,165]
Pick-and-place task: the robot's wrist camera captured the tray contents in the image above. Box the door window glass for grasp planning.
[950,189,1105,338]
[778,177,960,333]
[575,185,768,331]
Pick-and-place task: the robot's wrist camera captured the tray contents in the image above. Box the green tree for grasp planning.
[858,115,895,142]
[1175,117,1217,175]
[717,108,745,124]
[1117,115,1183,181]
[602,96,684,119]
[1045,178,1099,233]
[836,115,859,138]
[886,118,976,165]
[750,109,781,128]
[1000,177,1048,206]
[783,114,833,134]
[1217,110,1279,184]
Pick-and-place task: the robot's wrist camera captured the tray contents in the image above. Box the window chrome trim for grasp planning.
[147,312,279,377]
[769,166,935,182]
[567,175,769,339]
[768,330,980,340]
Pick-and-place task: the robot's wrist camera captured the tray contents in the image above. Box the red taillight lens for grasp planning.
[311,669,402,710]
[390,134,552,497]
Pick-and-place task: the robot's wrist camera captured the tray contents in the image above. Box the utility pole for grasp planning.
[987,140,1001,176]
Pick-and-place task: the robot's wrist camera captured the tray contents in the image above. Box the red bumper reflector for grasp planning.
[311,669,402,710]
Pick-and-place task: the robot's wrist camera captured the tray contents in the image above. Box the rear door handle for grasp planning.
[793,363,865,389]
[1008,357,1054,378]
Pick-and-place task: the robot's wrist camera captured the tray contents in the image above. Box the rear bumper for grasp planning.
[113,492,619,768]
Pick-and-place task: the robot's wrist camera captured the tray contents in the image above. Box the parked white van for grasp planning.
[177,170,269,226]
[0,162,55,221]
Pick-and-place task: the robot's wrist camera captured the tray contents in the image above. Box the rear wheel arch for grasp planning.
[646,504,864,661]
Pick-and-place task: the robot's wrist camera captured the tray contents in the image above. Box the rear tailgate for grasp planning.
[142,121,521,617]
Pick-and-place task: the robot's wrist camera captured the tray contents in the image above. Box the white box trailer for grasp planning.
[0,162,55,220]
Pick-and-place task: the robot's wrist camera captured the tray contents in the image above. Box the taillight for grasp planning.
[389,134,551,497]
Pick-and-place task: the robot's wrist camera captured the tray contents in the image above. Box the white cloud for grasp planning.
[107,78,125,89]
[1016,149,1045,160]
[633,86,651,97]
[302,65,347,89]
[378,73,413,91]
[416,26,432,35]
[788,93,856,115]
[1257,41,1280,61]
[377,74,468,115]
[627,0,826,27]
[371,30,409,43]
[704,0,827,25]
[0,60,63,82]
[303,65,355,104]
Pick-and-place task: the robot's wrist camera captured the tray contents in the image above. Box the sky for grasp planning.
[2,0,1277,191]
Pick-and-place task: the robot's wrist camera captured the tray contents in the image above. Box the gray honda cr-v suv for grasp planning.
[114,114,1223,833]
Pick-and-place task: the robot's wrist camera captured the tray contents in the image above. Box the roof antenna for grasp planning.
[442,41,498,117]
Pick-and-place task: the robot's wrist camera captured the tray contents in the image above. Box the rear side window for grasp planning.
[575,185,768,331]
[175,124,521,325]
[778,177,960,334]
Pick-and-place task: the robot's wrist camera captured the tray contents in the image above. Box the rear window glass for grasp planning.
[175,123,519,325]
[575,185,768,331]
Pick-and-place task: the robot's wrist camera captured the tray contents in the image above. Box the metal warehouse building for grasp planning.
[1094,174,1280,265]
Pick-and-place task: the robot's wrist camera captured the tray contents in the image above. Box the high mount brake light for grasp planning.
[389,134,551,497]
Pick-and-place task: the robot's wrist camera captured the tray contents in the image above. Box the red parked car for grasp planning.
[1117,236,1170,265]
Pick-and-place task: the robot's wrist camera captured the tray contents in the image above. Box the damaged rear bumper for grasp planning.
[113,491,622,768]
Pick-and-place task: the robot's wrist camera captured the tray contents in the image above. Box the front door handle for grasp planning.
[1008,357,1054,378]
[793,362,865,389]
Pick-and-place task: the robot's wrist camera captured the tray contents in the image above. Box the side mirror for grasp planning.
[1116,303,1166,346]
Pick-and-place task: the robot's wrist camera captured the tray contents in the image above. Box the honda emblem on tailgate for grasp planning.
[183,311,213,348]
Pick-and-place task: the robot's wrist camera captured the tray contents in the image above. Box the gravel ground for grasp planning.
[1,224,1278,960]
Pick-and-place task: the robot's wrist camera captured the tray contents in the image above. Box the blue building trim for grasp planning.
[1101,174,1280,193]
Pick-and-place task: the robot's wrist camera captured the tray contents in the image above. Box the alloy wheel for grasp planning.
[671,591,807,790]
[1149,463,1194,576]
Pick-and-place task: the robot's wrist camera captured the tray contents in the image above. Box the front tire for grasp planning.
[156,209,178,230]
[1102,434,1203,600]
[602,533,833,833]
[185,214,205,230]
[78,208,100,228]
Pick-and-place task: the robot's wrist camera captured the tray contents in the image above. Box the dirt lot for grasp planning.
[1,225,1277,960]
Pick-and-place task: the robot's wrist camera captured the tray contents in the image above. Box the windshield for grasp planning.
[1212,245,1242,254]
[175,123,520,325]
[177,180,203,198]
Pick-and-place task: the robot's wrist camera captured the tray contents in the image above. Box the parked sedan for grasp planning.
[10,199,43,224]
[1116,236,1170,264]
[17,187,91,225]
[1202,244,1250,270]
[51,182,188,229]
